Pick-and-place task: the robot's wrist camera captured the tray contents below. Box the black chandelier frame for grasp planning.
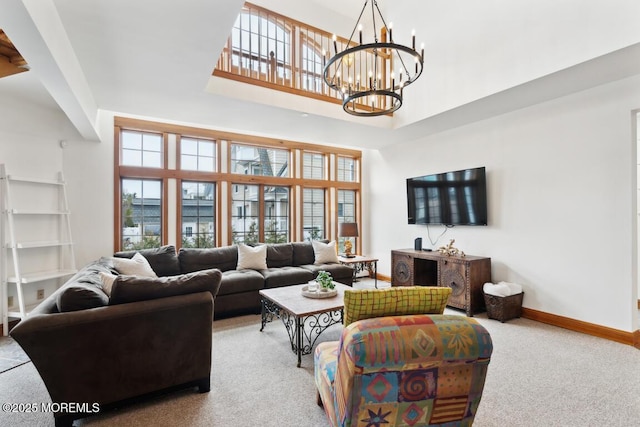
[322,0,424,117]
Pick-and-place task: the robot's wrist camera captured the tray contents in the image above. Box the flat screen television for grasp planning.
[406,166,487,226]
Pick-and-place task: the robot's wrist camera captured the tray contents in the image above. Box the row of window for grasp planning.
[115,118,361,253]
[214,3,392,114]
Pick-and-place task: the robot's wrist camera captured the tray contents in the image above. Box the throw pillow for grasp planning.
[57,283,109,312]
[99,272,117,296]
[113,245,180,276]
[236,243,268,270]
[111,252,157,277]
[109,268,222,305]
[343,286,452,326]
[312,240,339,264]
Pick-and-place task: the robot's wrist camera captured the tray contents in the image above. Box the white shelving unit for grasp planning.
[1,164,77,336]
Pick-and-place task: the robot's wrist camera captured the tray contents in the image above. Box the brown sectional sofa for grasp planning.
[176,241,354,318]
[10,241,353,426]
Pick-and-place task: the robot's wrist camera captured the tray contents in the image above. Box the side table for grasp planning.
[338,255,378,288]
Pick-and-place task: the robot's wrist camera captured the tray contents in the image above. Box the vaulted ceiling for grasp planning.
[0,0,639,149]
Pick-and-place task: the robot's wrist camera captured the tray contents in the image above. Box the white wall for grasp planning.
[365,74,640,332]
[0,77,81,313]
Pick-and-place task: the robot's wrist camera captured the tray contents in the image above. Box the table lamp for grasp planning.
[338,222,359,258]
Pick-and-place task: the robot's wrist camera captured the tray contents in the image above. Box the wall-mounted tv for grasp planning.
[407,166,487,226]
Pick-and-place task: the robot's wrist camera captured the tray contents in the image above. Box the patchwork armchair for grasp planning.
[314,287,493,426]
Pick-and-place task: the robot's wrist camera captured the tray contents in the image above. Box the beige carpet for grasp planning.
[1,279,639,426]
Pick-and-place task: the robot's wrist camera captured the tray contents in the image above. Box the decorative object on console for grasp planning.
[437,238,465,257]
[322,0,424,116]
[315,270,335,290]
[338,222,359,257]
[414,237,422,250]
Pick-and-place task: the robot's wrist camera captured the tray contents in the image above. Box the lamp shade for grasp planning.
[338,222,359,238]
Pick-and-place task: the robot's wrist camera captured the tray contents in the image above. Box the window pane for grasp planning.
[303,188,324,241]
[121,131,142,150]
[181,137,216,172]
[264,186,289,243]
[337,189,356,253]
[143,151,161,167]
[182,155,198,171]
[231,183,260,244]
[120,130,162,168]
[230,144,289,177]
[182,139,198,155]
[122,149,141,166]
[303,152,324,179]
[143,133,162,152]
[121,178,162,250]
[337,156,358,182]
[181,181,216,248]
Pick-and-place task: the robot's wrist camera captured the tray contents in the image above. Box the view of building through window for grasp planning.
[115,118,361,252]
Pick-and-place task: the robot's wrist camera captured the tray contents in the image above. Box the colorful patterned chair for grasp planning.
[314,287,493,427]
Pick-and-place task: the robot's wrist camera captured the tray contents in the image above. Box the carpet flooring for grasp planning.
[1,279,639,426]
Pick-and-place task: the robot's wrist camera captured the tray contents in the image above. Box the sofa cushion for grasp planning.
[260,267,314,289]
[291,241,315,266]
[109,268,222,305]
[343,286,452,326]
[217,269,265,296]
[57,283,109,312]
[111,252,157,277]
[312,240,339,264]
[113,245,180,277]
[266,243,293,268]
[237,243,267,270]
[179,246,238,273]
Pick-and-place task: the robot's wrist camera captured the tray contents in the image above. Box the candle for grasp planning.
[389,23,393,41]
[358,25,362,45]
[333,34,337,54]
[412,29,416,50]
[421,43,425,59]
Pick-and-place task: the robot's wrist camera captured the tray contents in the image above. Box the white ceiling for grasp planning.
[1,0,639,149]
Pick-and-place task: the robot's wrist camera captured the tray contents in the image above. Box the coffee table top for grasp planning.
[259,282,349,317]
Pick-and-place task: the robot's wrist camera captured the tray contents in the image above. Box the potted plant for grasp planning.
[316,271,334,291]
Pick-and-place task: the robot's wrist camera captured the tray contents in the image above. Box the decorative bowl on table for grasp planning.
[301,283,338,298]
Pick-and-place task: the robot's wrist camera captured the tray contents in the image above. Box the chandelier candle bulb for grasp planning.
[412,29,416,49]
[333,34,337,54]
[359,25,363,44]
[389,23,393,41]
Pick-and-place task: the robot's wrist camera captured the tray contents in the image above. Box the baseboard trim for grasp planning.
[377,273,391,283]
[522,307,637,347]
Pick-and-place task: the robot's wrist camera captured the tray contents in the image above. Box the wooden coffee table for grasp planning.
[259,282,348,367]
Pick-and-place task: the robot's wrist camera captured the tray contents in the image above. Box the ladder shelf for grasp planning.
[1,164,76,336]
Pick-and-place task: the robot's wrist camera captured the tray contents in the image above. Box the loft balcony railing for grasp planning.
[213,2,394,115]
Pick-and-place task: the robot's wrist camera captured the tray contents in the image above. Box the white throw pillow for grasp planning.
[312,240,339,264]
[99,272,117,296]
[111,252,158,277]
[236,243,268,270]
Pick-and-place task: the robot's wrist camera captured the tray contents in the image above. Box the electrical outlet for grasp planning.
[7,296,13,307]
[37,289,45,300]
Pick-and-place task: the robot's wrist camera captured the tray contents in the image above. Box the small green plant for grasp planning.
[316,271,334,290]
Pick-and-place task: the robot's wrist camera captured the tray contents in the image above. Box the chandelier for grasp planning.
[322,0,424,117]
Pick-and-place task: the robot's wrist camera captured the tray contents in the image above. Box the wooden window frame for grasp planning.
[114,116,361,252]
